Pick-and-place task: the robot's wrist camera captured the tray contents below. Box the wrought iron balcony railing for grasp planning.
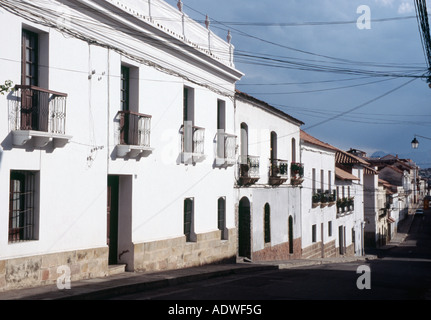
[269,159,288,185]
[180,124,206,163]
[116,110,152,158]
[12,85,68,134]
[290,162,304,186]
[215,132,236,165]
[238,155,260,185]
[10,85,71,147]
[118,111,152,147]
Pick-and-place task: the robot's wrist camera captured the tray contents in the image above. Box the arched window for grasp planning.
[264,203,271,243]
[240,123,248,164]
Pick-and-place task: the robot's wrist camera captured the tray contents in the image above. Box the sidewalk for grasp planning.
[0,207,417,300]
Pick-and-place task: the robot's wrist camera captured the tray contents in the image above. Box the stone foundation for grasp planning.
[0,247,109,292]
[302,240,337,259]
[252,238,302,261]
[134,229,237,272]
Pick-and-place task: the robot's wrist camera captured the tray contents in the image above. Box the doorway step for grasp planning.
[108,264,126,276]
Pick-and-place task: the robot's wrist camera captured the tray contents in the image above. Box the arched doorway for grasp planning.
[238,197,251,259]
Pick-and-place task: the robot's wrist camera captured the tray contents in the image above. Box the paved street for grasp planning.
[110,209,431,301]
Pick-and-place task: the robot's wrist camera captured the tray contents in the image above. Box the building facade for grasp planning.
[0,0,243,291]
[235,91,304,261]
[300,131,338,259]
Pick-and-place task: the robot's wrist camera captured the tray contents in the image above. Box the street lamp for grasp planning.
[411,137,419,149]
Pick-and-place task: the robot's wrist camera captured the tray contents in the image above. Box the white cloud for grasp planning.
[398,2,415,13]
[374,0,395,7]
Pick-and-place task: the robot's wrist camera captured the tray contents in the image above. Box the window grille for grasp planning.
[9,171,37,243]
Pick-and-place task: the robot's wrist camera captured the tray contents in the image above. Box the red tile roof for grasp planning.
[336,167,360,181]
[300,130,339,152]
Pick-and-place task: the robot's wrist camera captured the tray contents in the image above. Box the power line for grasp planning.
[303,78,418,131]
[196,15,418,27]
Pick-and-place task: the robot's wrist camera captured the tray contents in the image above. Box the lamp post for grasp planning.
[410,134,431,203]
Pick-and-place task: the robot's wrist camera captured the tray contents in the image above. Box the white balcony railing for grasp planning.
[180,123,206,163]
[215,132,236,166]
[116,110,153,158]
[10,85,71,147]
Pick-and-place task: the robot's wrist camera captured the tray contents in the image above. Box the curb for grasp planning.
[58,264,280,300]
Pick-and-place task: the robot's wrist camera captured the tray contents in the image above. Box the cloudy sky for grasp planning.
[165,0,431,167]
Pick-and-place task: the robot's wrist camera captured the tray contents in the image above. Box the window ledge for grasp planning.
[12,130,72,148]
[116,144,154,158]
[181,152,206,164]
[215,157,236,167]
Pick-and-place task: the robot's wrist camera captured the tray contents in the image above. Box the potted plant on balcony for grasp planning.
[279,162,288,176]
[312,193,321,208]
[320,191,329,208]
[347,197,354,211]
[290,162,304,186]
[328,191,336,206]
[291,162,304,176]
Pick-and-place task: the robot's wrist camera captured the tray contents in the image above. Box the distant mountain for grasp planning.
[370,151,387,158]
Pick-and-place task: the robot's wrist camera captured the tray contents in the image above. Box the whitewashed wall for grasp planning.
[235,97,302,254]
[0,0,242,264]
[300,142,336,250]
[0,15,108,259]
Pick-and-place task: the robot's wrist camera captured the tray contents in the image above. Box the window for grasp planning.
[320,169,324,191]
[312,224,317,243]
[217,100,226,159]
[184,198,194,242]
[22,29,39,86]
[328,221,332,237]
[312,168,316,194]
[183,86,195,154]
[217,197,227,240]
[264,203,271,243]
[240,123,248,164]
[291,138,296,163]
[328,171,332,192]
[9,171,38,243]
[120,66,130,112]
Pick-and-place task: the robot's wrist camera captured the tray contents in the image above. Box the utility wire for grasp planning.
[303,78,418,131]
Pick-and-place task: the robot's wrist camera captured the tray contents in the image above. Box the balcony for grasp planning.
[336,197,355,217]
[215,132,236,166]
[313,190,337,208]
[290,162,304,186]
[10,85,71,148]
[238,155,260,186]
[180,124,206,164]
[116,111,153,158]
[268,159,288,185]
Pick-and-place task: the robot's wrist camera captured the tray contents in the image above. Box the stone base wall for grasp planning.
[252,238,302,261]
[302,240,337,259]
[0,247,109,292]
[134,229,237,272]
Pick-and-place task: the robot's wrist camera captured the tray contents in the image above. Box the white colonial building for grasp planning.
[0,0,243,291]
[300,131,338,258]
[334,150,375,256]
[234,91,304,261]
